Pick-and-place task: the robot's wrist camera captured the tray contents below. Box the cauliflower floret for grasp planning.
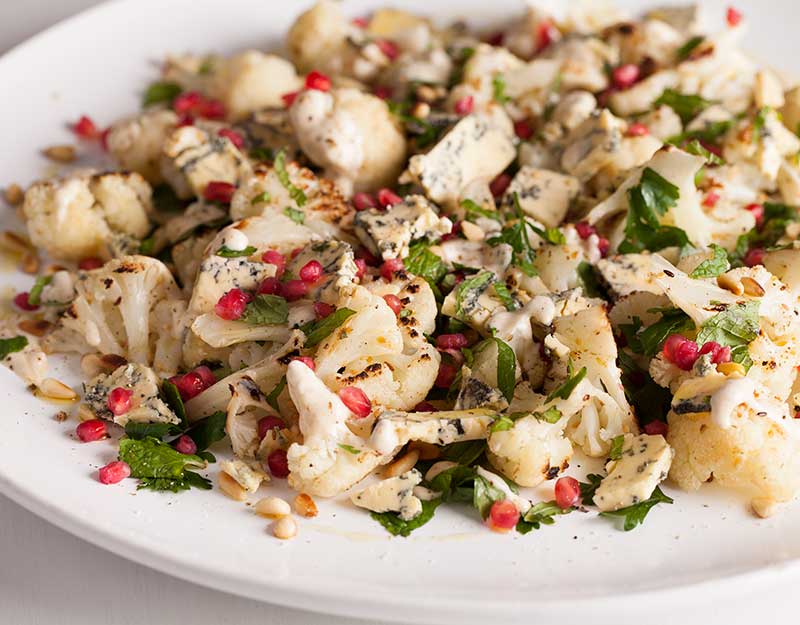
[106,109,179,183]
[152,298,188,376]
[152,201,227,252]
[225,377,281,459]
[44,256,182,371]
[189,313,290,349]
[83,363,179,426]
[289,88,406,196]
[350,469,424,520]
[23,172,152,261]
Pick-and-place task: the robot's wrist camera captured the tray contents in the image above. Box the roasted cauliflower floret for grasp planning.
[23,172,152,261]
[106,109,179,183]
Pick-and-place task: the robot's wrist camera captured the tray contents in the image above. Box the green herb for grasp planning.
[676,35,704,60]
[370,499,441,537]
[197,57,215,75]
[487,193,538,276]
[473,475,507,519]
[139,472,212,492]
[240,294,289,325]
[119,437,208,492]
[426,464,479,503]
[729,202,800,266]
[139,237,156,256]
[453,271,494,319]
[621,308,694,356]
[186,411,227,452]
[161,379,187,426]
[405,241,447,286]
[577,261,606,299]
[492,75,510,104]
[579,474,604,506]
[387,101,443,148]
[460,198,501,222]
[473,336,516,402]
[753,107,770,143]
[689,244,730,278]
[534,407,562,424]
[490,415,516,433]
[265,376,286,413]
[27,275,52,306]
[142,81,182,107]
[274,150,307,207]
[492,282,519,311]
[516,500,572,534]
[124,422,176,441]
[251,191,271,205]
[617,351,672,427]
[695,301,760,369]
[216,245,257,258]
[599,486,673,531]
[619,167,689,254]
[302,307,357,347]
[338,443,361,455]
[682,139,724,165]
[667,120,732,146]
[654,89,711,124]
[546,362,587,402]
[530,224,566,245]
[283,206,305,224]
[609,435,625,460]
[440,440,486,465]
[249,147,274,162]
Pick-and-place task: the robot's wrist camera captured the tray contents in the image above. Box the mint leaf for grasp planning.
[579,474,604,506]
[473,475,506,519]
[302,307,357,347]
[530,224,566,245]
[370,498,441,537]
[217,245,256,258]
[161,379,187,426]
[27,275,52,306]
[124,422,176,441]
[492,337,516,402]
[0,335,28,360]
[274,149,307,207]
[453,271,494,319]
[241,294,289,325]
[487,193,538,276]
[492,283,519,311]
[143,82,182,107]
[490,414,517,433]
[405,241,447,286]
[624,307,694,356]
[119,437,207,490]
[139,471,211,492]
[689,244,730,278]
[283,206,305,224]
[753,107,770,143]
[654,89,711,124]
[695,301,760,370]
[546,362,587,402]
[440,440,486,465]
[599,486,673,531]
[682,139,724,165]
[516,500,572,534]
[185,411,227,452]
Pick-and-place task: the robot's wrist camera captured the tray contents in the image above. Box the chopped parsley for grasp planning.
[695,301,760,369]
[599,486,673,531]
[216,245,257,258]
[473,336,516,402]
[516,501,573,534]
[0,335,28,360]
[620,307,694,357]
[27,275,52,306]
[492,75,510,104]
[405,241,447,287]
[682,139,724,165]
[546,361,587,402]
[534,406,563,424]
[608,435,625,460]
[251,191,271,205]
[301,307,357,347]
[453,271,494,319]
[487,193,538,276]
[240,294,289,325]
[370,499,441,537]
[654,88,711,124]
[142,81,182,107]
[338,443,361,455]
[274,149,307,207]
[492,282,519,311]
[530,224,566,245]
[460,198,501,222]
[676,35,704,60]
[667,120,732,146]
[283,206,305,224]
[265,375,287,413]
[579,474,604,506]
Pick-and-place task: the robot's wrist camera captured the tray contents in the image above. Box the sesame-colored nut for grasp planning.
[19,251,39,274]
[740,276,765,297]
[42,145,77,163]
[751,497,777,518]
[415,84,438,103]
[411,102,430,119]
[383,449,420,478]
[294,493,318,518]
[38,377,78,401]
[425,461,458,482]
[717,362,746,377]
[460,221,485,242]
[18,319,52,337]
[716,273,744,296]
[408,441,441,460]
[272,516,297,540]
[3,184,24,206]
[219,471,247,502]
[255,496,291,519]
[0,231,33,255]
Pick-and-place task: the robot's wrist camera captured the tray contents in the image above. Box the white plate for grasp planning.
[1,0,799,623]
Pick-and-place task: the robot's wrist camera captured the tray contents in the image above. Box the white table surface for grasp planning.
[0,3,793,624]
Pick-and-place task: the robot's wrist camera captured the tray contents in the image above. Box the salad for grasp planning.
[2,0,799,540]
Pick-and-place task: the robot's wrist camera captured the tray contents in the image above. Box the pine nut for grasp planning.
[38,377,78,401]
[42,145,77,163]
[272,516,297,540]
[751,497,777,518]
[18,319,52,337]
[80,353,103,377]
[425,461,457,482]
[408,441,440,460]
[19,251,39,274]
[0,231,33,254]
[717,362,746,377]
[219,471,247,501]
[415,84,438,103]
[460,221,485,241]
[255,496,291,519]
[740,276,765,297]
[82,353,128,377]
[3,184,23,206]
[384,449,420,478]
[411,102,430,119]
[293,493,318,518]
[101,353,127,372]
[76,403,96,422]
[716,273,743,295]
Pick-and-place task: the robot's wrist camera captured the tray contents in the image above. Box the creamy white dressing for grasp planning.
[710,376,787,429]
[286,360,351,445]
[475,466,532,513]
[222,229,249,252]
[369,419,400,455]
[41,270,74,304]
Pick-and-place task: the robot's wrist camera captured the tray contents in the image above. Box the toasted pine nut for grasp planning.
[409,441,441,460]
[411,102,430,119]
[293,493,318,518]
[717,362,746,377]
[80,353,103,378]
[751,497,777,518]
[716,273,744,296]
[19,251,39,274]
[3,184,23,206]
[740,276,765,297]
[415,84,438,103]
[42,145,77,163]
[255,496,291,519]
[100,353,128,372]
[425,461,457,482]
[0,230,33,254]
[460,221,485,241]
[272,516,297,540]
[38,378,78,401]
[384,449,420,478]
[18,319,53,337]
[219,471,247,501]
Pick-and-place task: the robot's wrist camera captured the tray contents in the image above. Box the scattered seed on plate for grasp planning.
[42,144,77,163]
[272,516,297,540]
[255,496,292,519]
[19,251,39,274]
[38,378,78,401]
[18,318,52,337]
[293,493,318,518]
[3,183,23,206]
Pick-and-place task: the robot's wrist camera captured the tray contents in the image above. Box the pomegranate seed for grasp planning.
[373,86,392,100]
[78,257,104,270]
[353,192,377,211]
[663,334,699,370]
[535,20,558,52]
[305,70,332,92]
[714,345,731,364]
[193,365,216,388]
[554,476,581,509]
[356,246,380,266]
[700,140,722,158]
[454,95,474,116]
[380,258,404,281]
[267,449,290,478]
[73,115,98,139]
[377,188,403,208]
[382,293,404,315]
[13,292,38,311]
[175,434,197,455]
[626,122,649,137]
[376,39,399,61]
[299,260,324,283]
[514,119,533,139]
[98,460,130,484]
[282,91,298,107]
[76,419,107,442]
[575,221,596,240]
[107,387,133,416]
[173,91,223,119]
[702,191,720,208]
[99,127,111,151]
[612,64,640,90]
[314,301,335,319]
[292,356,316,371]
[352,16,368,28]
[173,371,206,401]
[434,362,457,389]
[436,333,468,350]
[217,128,245,149]
[338,386,372,418]
[744,247,765,267]
[281,279,309,301]
[488,500,519,531]
[261,250,286,277]
[177,114,194,127]
[414,401,436,412]
[204,181,236,204]
[699,341,721,357]
[215,288,250,320]
[290,247,304,259]
[198,98,226,120]
[726,6,742,27]
[354,258,367,279]
[643,420,669,436]
[173,91,201,114]
[258,277,281,295]
[745,203,764,226]
[489,173,512,197]
[597,237,610,257]
[258,415,285,439]
[486,31,504,46]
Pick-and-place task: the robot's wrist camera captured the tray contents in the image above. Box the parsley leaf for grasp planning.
[216,245,257,258]
[682,139,724,165]
[695,301,760,369]
[338,443,361,455]
[473,475,507,519]
[579,474,604,506]
[274,149,307,207]
[516,500,572,534]
[577,261,606,299]
[492,282,519,311]
[142,81,182,107]
[265,376,286,413]
[599,486,673,531]
[283,206,305,224]
[530,224,566,245]
[161,379,187,427]
[453,271,494,320]
[370,498,441,537]
[251,191,271,205]
[689,244,730,278]
[487,193,538,275]
[492,337,516,402]
[460,198,501,222]
[753,107,771,143]
[676,35,704,60]
[302,307,357,347]
[654,89,711,124]
[27,275,52,306]
[608,435,625,460]
[405,241,447,286]
[621,307,694,357]
[119,437,207,491]
[240,294,289,325]
[534,407,562,424]
[546,362,587,402]
[490,414,517,433]
[492,75,510,103]
[729,202,800,266]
